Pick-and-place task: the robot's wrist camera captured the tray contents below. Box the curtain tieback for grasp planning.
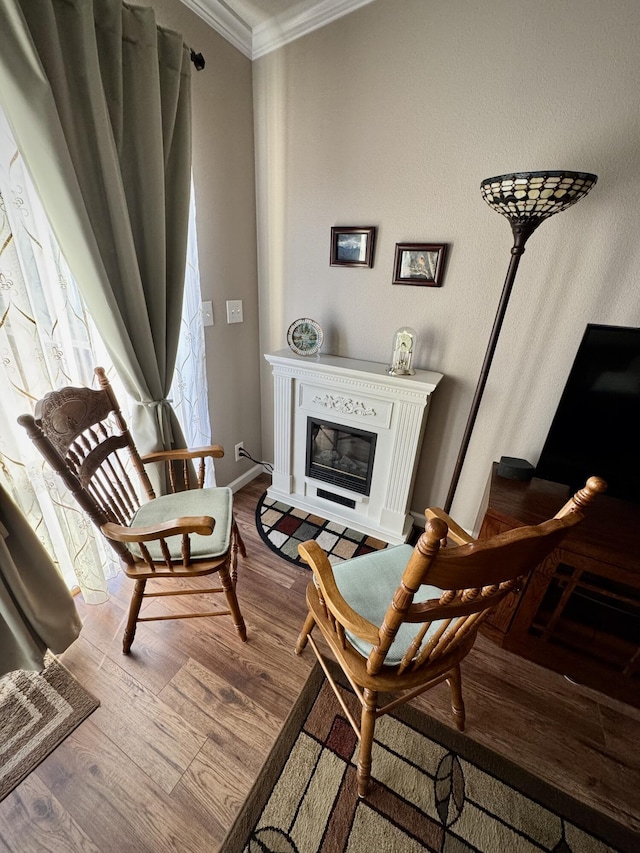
[144,398,172,408]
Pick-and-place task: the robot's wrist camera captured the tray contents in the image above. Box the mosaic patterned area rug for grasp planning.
[0,657,100,801]
[255,492,390,567]
[223,662,636,853]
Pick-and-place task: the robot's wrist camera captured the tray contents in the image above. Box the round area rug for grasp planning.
[255,492,390,567]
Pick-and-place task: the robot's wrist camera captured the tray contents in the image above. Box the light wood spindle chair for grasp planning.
[296,476,606,798]
[18,366,247,655]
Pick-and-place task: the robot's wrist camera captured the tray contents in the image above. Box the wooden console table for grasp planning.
[479,463,640,708]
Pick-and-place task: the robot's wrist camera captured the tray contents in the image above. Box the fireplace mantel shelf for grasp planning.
[265,349,443,395]
[265,350,443,544]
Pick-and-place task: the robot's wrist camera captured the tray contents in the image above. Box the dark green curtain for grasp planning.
[0,0,192,463]
[1,485,81,675]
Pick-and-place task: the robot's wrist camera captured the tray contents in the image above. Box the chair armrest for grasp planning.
[298,540,380,645]
[425,507,475,545]
[141,446,225,492]
[101,515,215,543]
[140,445,224,464]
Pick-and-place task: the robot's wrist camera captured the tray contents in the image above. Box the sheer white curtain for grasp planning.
[169,177,214,486]
[0,109,211,601]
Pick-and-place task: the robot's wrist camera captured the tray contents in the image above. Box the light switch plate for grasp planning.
[202,301,214,327]
[226,299,243,324]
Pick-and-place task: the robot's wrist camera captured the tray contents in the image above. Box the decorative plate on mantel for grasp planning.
[287,318,324,356]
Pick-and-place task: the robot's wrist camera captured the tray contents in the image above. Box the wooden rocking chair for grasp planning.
[19,367,247,654]
[296,476,606,797]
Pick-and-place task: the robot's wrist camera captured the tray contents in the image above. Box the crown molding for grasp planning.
[180,0,377,61]
[252,0,376,59]
[180,0,253,59]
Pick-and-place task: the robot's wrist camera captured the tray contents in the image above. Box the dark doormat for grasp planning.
[255,492,391,568]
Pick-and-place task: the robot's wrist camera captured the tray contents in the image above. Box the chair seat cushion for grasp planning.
[130,487,232,561]
[332,544,444,666]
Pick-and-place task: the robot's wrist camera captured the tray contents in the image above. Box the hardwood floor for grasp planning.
[1,473,638,851]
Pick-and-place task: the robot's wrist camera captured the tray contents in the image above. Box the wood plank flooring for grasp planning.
[1,474,638,851]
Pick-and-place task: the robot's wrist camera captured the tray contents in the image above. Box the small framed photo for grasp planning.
[330,226,376,268]
[392,243,448,287]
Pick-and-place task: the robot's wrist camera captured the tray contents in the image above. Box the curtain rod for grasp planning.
[190,49,205,71]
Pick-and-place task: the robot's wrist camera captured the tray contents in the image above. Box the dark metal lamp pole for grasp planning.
[443,170,598,514]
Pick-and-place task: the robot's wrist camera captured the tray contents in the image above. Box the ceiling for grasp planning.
[180,0,376,60]
[218,0,308,30]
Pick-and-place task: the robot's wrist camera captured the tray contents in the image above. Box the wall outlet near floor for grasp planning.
[234,441,244,462]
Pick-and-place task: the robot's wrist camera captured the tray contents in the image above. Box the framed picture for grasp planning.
[330,226,376,268]
[392,243,448,287]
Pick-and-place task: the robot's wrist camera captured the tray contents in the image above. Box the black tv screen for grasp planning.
[535,323,640,503]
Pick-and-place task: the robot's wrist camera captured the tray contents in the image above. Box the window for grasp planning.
[0,109,211,601]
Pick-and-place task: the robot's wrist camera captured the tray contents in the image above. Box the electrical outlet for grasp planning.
[234,441,244,462]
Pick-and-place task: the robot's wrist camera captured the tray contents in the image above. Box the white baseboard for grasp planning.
[227,463,265,493]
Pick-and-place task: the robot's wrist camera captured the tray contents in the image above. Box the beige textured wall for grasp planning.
[254,0,640,530]
[150,0,261,486]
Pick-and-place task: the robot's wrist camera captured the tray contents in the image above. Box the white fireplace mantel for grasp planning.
[265,350,443,544]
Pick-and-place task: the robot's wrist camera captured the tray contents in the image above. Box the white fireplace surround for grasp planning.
[265,350,443,544]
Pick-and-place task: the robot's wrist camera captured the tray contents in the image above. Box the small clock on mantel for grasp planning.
[287,318,324,356]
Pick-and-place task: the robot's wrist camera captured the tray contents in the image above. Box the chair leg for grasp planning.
[230,518,246,585]
[446,664,466,731]
[233,518,247,558]
[219,562,247,642]
[357,688,378,798]
[295,612,316,654]
[123,578,146,655]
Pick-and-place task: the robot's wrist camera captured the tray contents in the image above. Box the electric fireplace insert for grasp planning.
[305,417,377,496]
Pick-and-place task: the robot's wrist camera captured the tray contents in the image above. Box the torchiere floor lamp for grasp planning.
[444,170,598,514]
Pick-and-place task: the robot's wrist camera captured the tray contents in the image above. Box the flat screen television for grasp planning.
[535,323,640,504]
